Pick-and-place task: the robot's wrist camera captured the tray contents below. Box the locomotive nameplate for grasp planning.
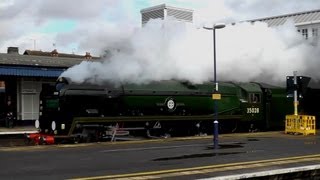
[212,93,221,100]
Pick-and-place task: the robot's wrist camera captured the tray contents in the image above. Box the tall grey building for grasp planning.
[140,4,193,26]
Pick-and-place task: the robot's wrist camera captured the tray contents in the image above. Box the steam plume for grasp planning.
[60,18,320,86]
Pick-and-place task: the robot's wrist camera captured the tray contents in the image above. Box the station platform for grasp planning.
[0,130,320,179]
[71,131,320,179]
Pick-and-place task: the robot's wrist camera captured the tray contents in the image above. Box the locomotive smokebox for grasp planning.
[56,77,71,91]
[57,77,71,85]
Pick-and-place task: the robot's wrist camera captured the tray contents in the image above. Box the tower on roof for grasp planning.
[140,4,193,26]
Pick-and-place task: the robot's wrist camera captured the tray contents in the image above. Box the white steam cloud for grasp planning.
[60,18,320,86]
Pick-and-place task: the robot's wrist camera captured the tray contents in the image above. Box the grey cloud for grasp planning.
[53,20,135,56]
[0,0,129,53]
[0,0,29,19]
[36,0,111,19]
[2,0,320,59]
[1,0,121,22]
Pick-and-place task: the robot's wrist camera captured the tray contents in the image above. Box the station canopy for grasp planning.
[0,65,64,77]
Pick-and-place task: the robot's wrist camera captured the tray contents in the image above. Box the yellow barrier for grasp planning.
[285,115,316,135]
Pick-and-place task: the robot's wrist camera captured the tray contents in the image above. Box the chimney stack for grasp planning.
[84,52,92,59]
[51,49,59,57]
[7,47,19,54]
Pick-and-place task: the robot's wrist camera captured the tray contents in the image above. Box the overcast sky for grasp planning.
[1,0,320,56]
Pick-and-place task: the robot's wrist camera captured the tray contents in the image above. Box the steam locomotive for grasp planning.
[31,76,316,144]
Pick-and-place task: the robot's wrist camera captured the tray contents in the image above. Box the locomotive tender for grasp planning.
[35,76,296,143]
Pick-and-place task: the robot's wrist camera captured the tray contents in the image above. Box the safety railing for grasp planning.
[285,115,316,135]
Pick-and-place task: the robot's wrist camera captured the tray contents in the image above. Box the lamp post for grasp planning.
[204,23,225,149]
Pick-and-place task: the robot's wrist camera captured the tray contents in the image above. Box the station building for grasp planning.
[0,47,99,124]
[0,5,320,126]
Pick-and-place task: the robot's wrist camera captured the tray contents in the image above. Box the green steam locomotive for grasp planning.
[34,76,305,143]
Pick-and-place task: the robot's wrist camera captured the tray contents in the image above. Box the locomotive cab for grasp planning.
[238,83,264,131]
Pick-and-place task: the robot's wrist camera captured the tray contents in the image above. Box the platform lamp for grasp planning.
[203,23,226,149]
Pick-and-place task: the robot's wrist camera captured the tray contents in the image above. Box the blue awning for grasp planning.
[0,66,64,77]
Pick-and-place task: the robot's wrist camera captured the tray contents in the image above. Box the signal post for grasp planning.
[285,71,316,135]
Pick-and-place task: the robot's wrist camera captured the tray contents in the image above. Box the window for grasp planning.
[249,93,260,103]
[302,29,308,39]
[312,28,318,37]
[0,81,5,93]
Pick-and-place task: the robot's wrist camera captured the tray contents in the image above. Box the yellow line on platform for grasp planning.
[70,154,320,180]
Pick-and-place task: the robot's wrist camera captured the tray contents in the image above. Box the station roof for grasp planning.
[0,65,64,77]
[140,4,193,13]
[0,48,102,78]
[249,9,320,26]
[0,53,92,68]
[23,49,100,60]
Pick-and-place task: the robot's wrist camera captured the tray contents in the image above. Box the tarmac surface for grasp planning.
[0,127,320,179]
